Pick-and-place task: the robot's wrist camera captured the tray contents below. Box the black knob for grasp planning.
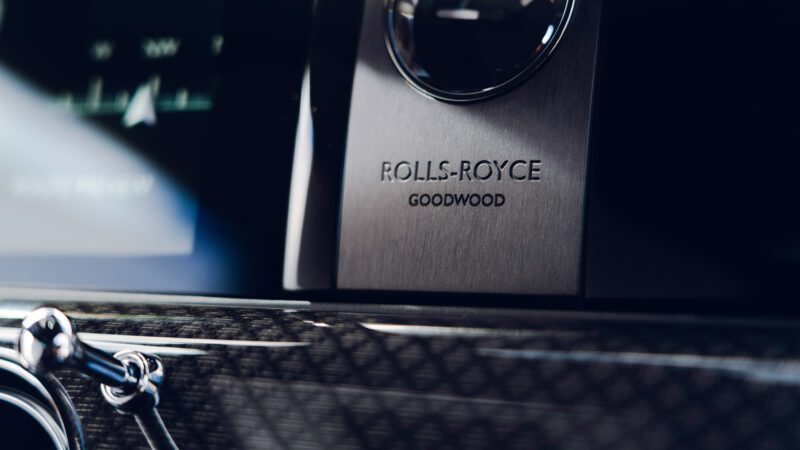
[386,0,574,102]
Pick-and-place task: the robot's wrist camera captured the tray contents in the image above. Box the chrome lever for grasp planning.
[16,307,179,450]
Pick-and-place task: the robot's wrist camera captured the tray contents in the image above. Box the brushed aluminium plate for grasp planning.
[338,0,601,295]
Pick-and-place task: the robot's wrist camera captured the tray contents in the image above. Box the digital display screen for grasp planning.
[0,71,201,256]
[0,0,312,294]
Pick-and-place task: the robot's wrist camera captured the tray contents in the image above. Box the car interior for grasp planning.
[1,0,799,449]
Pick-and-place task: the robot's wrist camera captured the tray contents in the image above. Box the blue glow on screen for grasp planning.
[0,64,199,257]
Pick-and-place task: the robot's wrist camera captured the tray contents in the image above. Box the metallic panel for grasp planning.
[338,0,601,294]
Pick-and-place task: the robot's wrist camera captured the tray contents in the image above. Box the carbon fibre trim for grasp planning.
[2,301,800,449]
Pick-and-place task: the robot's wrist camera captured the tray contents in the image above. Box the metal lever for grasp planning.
[16,307,179,450]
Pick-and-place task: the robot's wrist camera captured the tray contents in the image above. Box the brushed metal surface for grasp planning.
[338,0,600,295]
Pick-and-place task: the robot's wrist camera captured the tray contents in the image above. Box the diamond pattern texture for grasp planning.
[3,303,800,449]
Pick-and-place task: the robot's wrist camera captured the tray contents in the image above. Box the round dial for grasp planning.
[386,0,575,102]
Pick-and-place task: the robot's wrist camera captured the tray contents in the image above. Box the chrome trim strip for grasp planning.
[75,342,208,356]
[283,65,318,290]
[0,286,311,309]
[479,348,800,386]
[77,332,310,349]
[2,328,207,356]
[0,327,308,350]
[0,346,18,361]
[361,323,579,339]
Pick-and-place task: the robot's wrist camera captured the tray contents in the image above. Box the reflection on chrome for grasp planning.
[0,326,309,352]
[77,332,310,349]
[541,24,556,45]
[435,9,480,20]
[283,66,315,291]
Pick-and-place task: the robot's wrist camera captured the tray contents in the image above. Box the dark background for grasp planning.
[1,0,799,315]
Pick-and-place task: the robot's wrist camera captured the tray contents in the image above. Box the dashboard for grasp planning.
[0,0,799,449]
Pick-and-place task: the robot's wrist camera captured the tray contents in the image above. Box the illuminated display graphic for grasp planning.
[0,67,199,255]
[0,0,225,256]
[0,0,311,294]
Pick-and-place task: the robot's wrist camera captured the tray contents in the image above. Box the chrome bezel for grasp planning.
[384,0,576,103]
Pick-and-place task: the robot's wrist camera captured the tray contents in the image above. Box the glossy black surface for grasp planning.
[387,0,573,101]
[0,397,60,450]
[585,0,800,300]
[3,298,800,449]
[286,0,364,289]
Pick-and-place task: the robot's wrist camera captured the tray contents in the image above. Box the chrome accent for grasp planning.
[2,326,307,350]
[361,323,579,338]
[283,65,323,290]
[17,307,78,375]
[385,0,576,102]
[18,308,138,391]
[0,389,69,450]
[0,286,311,309]
[17,307,179,450]
[100,350,163,413]
[76,342,207,356]
[0,349,82,450]
[98,351,178,450]
[0,355,64,423]
[0,327,209,356]
[76,332,309,349]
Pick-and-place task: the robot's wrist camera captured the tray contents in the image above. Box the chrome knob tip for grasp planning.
[17,307,77,373]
